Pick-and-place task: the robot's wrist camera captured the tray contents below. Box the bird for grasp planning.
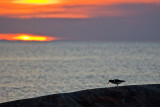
[107,79,125,86]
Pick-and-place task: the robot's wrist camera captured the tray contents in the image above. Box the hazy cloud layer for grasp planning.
[0,0,160,18]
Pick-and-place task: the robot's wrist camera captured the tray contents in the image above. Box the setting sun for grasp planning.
[13,0,60,5]
[14,35,48,41]
[0,33,59,41]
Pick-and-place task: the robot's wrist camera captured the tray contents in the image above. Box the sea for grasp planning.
[0,41,159,103]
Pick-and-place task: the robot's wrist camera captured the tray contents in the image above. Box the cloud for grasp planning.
[0,0,160,18]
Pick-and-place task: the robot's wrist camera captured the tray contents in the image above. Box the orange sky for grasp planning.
[0,33,59,41]
[0,0,160,18]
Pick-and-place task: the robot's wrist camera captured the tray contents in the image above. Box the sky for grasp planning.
[0,0,160,41]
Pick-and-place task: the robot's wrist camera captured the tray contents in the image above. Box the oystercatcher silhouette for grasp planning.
[107,79,125,86]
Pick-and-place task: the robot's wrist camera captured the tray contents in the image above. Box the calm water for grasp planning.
[0,41,160,103]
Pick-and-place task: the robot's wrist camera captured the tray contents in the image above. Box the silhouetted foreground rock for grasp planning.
[0,84,160,107]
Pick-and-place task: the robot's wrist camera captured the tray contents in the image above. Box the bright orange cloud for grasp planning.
[13,0,60,5]
[0,0,159,18]
[0,33,59,41]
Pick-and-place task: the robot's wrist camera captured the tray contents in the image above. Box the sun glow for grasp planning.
[0,33,59,41]
[13,0,60,5]
[14,35,48,41]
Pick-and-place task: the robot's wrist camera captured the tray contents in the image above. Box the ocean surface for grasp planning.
[0,41,159,103]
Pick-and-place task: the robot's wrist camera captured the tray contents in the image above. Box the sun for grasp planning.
[21,36,30,40]
[13,0,60,5]
[0,33,60,41]
[13,34,55,41]
[14,35,48,41]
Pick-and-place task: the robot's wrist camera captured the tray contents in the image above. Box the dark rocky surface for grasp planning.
[0,84,160,107]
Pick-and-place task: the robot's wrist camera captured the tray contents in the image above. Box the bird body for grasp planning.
[107,79,125,86]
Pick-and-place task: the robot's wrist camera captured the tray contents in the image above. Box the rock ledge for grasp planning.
[0,84,160,107]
